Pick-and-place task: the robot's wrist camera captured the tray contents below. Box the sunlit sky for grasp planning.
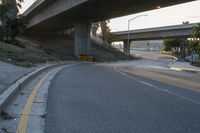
[20,0,200,32]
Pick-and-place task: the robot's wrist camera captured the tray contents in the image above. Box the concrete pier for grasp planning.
[123,40,130,54]
[74,21,91,57]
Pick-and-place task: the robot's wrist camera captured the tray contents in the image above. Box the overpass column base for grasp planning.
[123,40,130,54]
[74,21,92,57]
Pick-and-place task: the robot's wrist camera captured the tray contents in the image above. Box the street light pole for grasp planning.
[127,15,148,59]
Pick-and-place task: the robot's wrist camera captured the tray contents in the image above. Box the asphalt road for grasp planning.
[129,51,200,91]
[45,55,200,133]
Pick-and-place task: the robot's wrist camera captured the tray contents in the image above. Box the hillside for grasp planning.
[0,34,132,67]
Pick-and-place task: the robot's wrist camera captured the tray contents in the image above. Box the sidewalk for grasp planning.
[168,61,200,73]
[0,61,34,94]
[0,61,57,95]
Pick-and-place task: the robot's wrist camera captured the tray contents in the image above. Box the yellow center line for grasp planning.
[17,69,55,133]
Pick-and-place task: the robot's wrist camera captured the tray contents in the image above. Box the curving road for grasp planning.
[45,51,200,133]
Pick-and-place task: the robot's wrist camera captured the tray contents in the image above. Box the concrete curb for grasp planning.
[169,66,200,74]
[165,56,200,74]
[167,63,200,74]
[0,63,64,113]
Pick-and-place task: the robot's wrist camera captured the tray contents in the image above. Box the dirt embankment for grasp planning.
[0,36,63,67]
[0,34,136,67]
[18,34,130,62]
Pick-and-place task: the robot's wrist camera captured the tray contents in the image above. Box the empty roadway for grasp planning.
[45,61,200,133]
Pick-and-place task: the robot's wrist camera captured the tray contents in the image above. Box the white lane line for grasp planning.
[144,83,200,105]
[167,91,200,105]
[114,66,200,106]
[140,81,153,87]
[114,66,139,81]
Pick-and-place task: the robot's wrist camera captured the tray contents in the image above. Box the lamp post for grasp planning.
[127,15,148,59]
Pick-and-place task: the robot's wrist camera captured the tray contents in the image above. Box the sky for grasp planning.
[20,0,200,32]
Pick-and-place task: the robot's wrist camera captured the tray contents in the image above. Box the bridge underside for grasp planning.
[112,33,192,42]
[114,35,190,55]
[111,26,193,54]
[26,0,193,32]
[24,0,194,57]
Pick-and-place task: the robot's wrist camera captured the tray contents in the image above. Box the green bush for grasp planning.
[164,39,182,52]
[0,8,27,48]
[0,26,10,40]
[0,25,26,48]
[164,40,173,51]
[0,48,18,60]
[3,38,26,48]
[190,23,200,56]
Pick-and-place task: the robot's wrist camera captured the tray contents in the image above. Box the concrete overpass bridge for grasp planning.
[23,0,194,57]
[111,23,196,54]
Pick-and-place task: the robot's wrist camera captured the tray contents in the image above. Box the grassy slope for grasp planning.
[91,40,128,62]
[20,34,132,62]
[0,34,135,66]
[0,40,58,67]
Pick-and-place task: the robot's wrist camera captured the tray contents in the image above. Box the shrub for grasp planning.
[190,23,200,56]
[0,26,7,40]
[3,38,26,48]
[164,39,181,52]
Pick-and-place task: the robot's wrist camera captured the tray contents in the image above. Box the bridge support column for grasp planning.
[123,40,130,54]
[74,20,91,57]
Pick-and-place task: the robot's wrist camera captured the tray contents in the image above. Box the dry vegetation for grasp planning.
[0,34,138,67]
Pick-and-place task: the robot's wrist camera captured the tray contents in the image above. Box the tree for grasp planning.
[164,39,180,52]
[146,42,150,50]
[2,0,24,11]
[182,21,190,24]
[1,0,24,26]
[189,23,200,56]
[91,22,100,36]
[8,15,27,39]
[192,23,200,38]
[0,3,12,26]
[0,4,11,20]
[0,0,25,40]
[100,20,112,45]
[100,21,107,43]
[164,40,173,51]
[164,39,183,56]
